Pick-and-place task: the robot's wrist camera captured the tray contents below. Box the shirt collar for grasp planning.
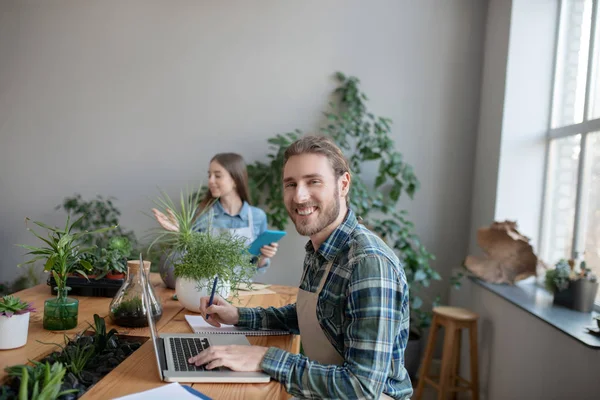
[303,209,358,261]
[213,199,250,222]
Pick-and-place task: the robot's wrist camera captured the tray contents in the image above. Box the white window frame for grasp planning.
[541,0,600,307]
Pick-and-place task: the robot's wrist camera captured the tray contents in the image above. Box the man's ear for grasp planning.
[339,172,351,198]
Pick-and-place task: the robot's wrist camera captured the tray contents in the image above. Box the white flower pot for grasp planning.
[0,312,30,350]
[175,277,231,313]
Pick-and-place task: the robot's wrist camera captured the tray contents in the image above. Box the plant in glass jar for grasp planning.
[108,259,162,327]
[17,216,114,330]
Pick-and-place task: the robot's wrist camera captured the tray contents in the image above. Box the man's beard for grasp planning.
[287,187,341,237]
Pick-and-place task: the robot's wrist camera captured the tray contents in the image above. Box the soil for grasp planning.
[0,332,143,399]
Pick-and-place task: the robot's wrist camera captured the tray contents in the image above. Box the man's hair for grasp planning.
[283,135,351,201]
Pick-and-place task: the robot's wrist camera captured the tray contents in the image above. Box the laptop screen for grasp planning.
[140,253,164,381]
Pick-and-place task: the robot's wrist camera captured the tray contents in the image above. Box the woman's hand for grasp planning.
[198,294,240,326]
[258,242,278,267]
[152,208,179,232]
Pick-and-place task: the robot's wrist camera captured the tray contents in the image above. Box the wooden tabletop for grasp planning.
[2,274,300,400]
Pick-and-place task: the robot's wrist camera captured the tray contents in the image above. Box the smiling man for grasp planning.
[190,135,412,399]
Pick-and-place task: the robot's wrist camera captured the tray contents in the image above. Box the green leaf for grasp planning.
[411,296,423,310]
[18,366,28,400]
[414,270,427,282]
[390,185,401,202]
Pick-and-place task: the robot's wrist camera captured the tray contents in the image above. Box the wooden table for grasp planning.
[2,274,300,399]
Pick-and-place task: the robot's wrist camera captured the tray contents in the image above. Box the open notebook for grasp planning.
[185,315,289,336]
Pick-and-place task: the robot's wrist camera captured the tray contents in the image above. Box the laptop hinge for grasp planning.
[157,337,168,379]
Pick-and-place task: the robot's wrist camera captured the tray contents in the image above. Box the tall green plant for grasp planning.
[248,72,451,333]
[5,361,77,400]
[17,216,115,293]
[247,131,301,230]
[147,185,208,252]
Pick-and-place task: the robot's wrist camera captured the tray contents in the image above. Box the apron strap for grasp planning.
[316,260,334,293]
[300,257,335,294]
[246,204,254,239]
[207,206,215,233]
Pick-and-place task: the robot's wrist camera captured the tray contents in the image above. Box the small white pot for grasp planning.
[176,277,230,313]
[0,312,30,350]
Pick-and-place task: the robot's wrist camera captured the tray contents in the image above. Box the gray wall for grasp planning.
[0,1,487,295]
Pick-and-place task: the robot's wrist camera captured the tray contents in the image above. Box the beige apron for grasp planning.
[295,260,394,399]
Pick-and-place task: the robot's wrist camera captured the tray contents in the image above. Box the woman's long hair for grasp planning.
[198,153,251,213]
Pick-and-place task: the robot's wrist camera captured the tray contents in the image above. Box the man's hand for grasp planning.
[198,294,240,326]
[188,345,269,371]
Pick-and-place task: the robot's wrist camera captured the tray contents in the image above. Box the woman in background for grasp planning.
[153,153,278,274]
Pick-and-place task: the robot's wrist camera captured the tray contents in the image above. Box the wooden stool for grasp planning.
[414,306,479,400]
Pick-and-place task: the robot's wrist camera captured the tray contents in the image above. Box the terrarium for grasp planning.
[108,260,162,327]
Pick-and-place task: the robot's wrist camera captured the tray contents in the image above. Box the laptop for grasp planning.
[139,254,271,383]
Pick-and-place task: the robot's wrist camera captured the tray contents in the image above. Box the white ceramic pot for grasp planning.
[0,312,30,350]
[175,277,231,313]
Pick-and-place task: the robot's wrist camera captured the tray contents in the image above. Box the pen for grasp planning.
[206,276,218,320]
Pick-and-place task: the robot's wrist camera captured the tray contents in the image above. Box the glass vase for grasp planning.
[43,288,79,330]
[109,259,163,327]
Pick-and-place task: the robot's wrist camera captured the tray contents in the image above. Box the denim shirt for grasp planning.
[192,200,270,272]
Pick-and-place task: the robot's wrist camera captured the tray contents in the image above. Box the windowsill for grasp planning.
[470,276,600,349]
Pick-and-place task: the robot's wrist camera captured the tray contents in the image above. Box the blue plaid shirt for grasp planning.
[237,209,412,399]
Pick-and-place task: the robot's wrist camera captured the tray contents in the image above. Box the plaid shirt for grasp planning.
[237,209,412,399]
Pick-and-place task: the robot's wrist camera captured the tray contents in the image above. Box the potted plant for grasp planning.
[0,295,36,349]
[148,185,208,289]
[108,258,163,327]
[173,229,256,312]
[98,236,132,280]
[545,258,598,313]
[17,215,114,330]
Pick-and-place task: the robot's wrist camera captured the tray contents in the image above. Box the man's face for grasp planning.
[283,153,345,237]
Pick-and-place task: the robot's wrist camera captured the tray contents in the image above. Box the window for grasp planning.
[541,0,600,303]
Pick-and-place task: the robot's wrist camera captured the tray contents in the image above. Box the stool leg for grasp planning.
[450,332,461,400]
[414,316,440,400]
[438,323,456,400]
[469,322,479,400]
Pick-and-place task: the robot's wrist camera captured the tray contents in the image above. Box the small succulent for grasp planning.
[108,236,132,257]
[545,258,597,293]
[0,295,36,317]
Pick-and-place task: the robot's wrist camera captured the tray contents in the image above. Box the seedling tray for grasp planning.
[47,276,124,298]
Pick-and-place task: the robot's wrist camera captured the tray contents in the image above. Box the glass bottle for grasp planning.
[109,259,163,327]
[43,287,78,330]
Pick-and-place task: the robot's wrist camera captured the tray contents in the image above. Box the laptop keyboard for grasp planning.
[170,337,211,372]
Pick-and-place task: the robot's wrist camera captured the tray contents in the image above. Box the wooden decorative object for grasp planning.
[464,220,537,284]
